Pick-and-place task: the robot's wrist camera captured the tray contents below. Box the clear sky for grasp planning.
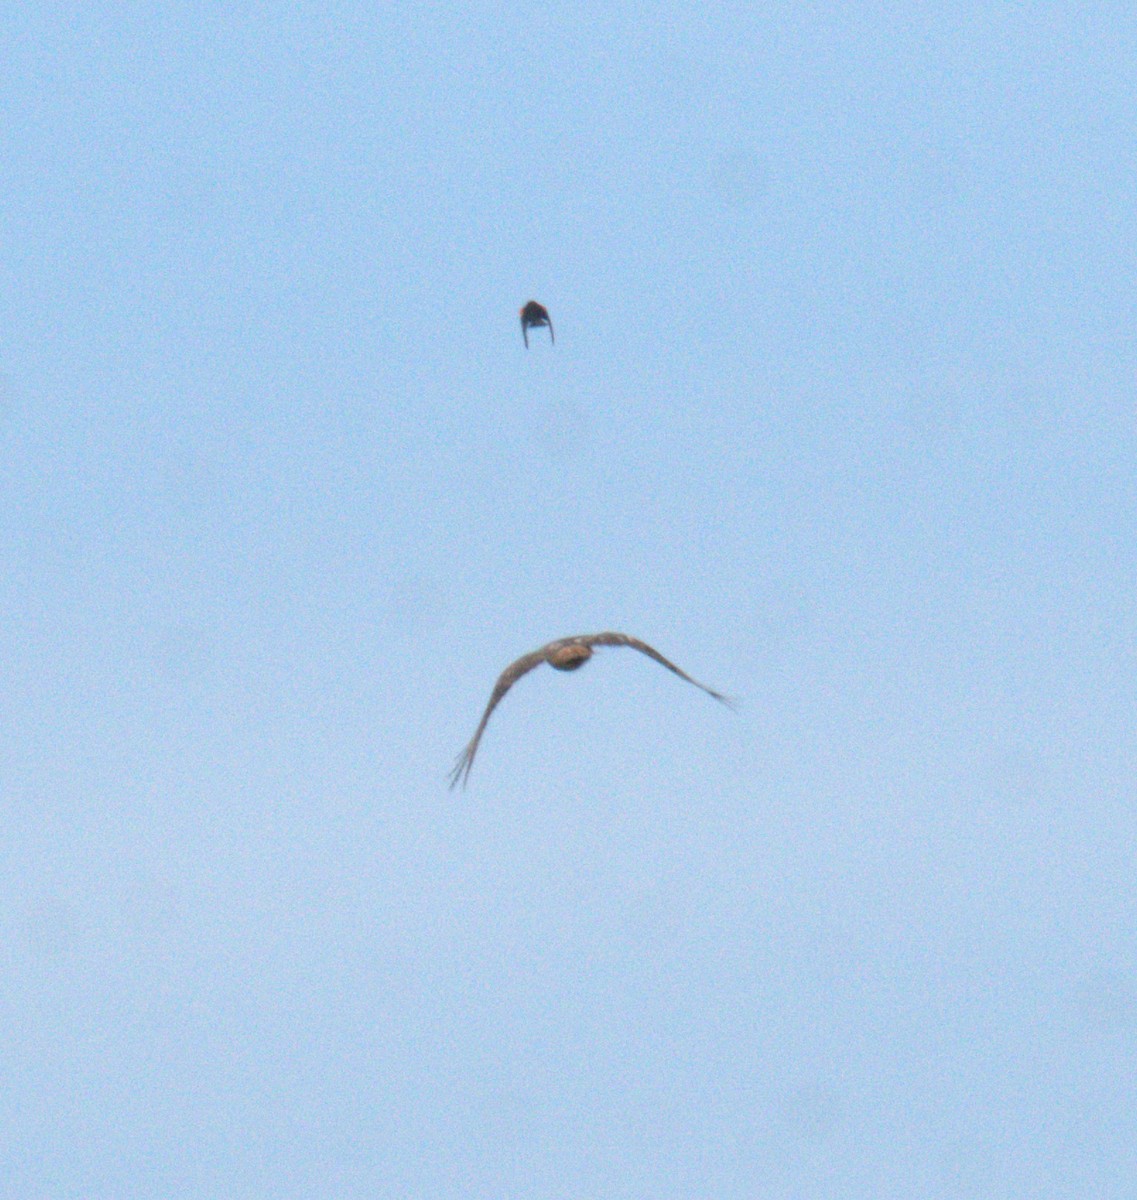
[2,3,1135,1196]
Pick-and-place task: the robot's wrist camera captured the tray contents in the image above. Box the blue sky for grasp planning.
[2,3,1135,1196]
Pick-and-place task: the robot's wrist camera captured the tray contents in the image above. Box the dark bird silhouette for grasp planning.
[449,632,734,787]
[519,300,554,348]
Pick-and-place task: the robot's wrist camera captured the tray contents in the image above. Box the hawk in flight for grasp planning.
[449,631,733,788]
[520,300,554,348]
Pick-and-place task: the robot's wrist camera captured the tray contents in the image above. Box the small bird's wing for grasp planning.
[546,314,554,344]
[449,647,550,788]
[520,312,529,348]
[583,632,736,706]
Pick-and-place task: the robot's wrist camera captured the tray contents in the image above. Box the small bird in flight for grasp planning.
[519,300,554,348]
[449,631,734,788]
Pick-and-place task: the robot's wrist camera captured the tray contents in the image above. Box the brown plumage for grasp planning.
[449,632,734,788]
[519,299,554,348]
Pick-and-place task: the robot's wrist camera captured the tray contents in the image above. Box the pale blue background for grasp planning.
[2,4,1135,1197]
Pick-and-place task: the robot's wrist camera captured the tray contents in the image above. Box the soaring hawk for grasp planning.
[519,300,554,348]
[449,632,733,787]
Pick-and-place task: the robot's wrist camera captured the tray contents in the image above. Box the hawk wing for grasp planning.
[582,632,735,706]
[449,646,550,788]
